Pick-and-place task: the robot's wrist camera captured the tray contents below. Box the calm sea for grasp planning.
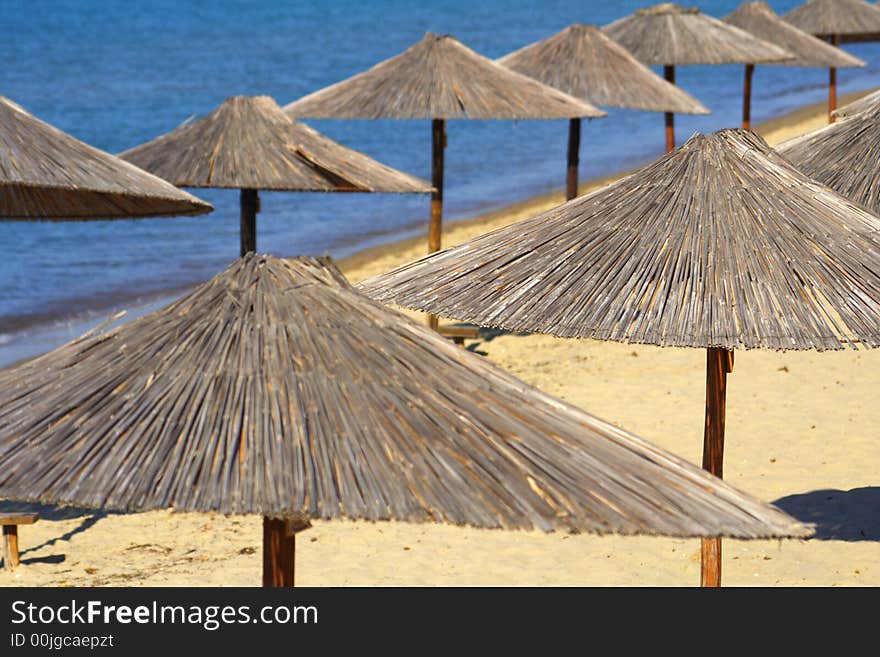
[2,0,879,364]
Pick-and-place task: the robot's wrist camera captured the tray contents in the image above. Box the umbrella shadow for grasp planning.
[0,500,115,557]
[474,327,530,344]
[772,487,880,541]
[20,553,66,566]
[462,326,531,356]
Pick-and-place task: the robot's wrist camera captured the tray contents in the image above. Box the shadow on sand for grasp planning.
[773,487,880,542]
[462,326,529,356]
[20,553,66,566]
[0,500,116,560]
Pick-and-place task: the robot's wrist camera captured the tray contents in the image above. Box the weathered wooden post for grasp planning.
[2,525,19,570]
[700,347,734,588]
[427,118,446,331]
[262,515,311,587]
[664,66,676,152]
[566,118,581,201]
[742,64,755,130]
[828,35,839,123]
[240,188,259,257]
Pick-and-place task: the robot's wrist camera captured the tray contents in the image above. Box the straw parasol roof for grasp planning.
[831,88,880,118]
[724,2,865,129]
[778,104,880,214]
[284,32,604,120]
[284,32,603,329]
[782,0,880,38]
[119,96,432,193]
[0,253,808,538]
[0,96,212,220]
[603,3,793,66]
[361,129,880,351]
[497,24,709,114]
[725,2,866,67]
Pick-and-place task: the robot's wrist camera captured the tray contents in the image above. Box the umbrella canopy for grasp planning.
[603,3,791,67]
[284,32,603,120]
[119,96,431,257]
[724,2,865,129]
[498,23,709,199]
[725,2,865,67]
[782,0,880,38]
[831,87,880,118]
[361,129,880,586]
[119,96,432,193]
[0,96,212,220]
[0,253,806,538]
[0,253,809,586]
[781,0,880,119]
[362,129,880,350]
[285,32,603,330]
[497,24,709,115]
[779,103,880,214]
[604,3,791,151]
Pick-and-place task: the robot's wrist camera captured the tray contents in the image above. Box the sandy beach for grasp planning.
[2,89,878,587]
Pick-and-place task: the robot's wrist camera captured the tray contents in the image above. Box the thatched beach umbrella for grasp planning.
[120,96,432,257]
[779,104,880,214]
[0,96,211,219]
[497,24,710,200]
[0,254,809,586]
[284,33,603,328]
[831,87,880,118]
[604,3,791,151]
[724,2,865,129]
[361,129,880,587]
[783,0,880,120]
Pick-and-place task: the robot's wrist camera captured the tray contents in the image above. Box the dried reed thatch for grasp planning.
[831,87,880,118]
[782,0,880,38]
[781,0,880,118]
[361,129,880,352]
[119,96,432,193]
[0,254,808,540]
[603,3,792,66]
[497,24,709,115]
[363,128,875,585]
[724,2,865,129]
[285,32,603,328]
[284,32,604,120]
[604,3,791,152]
[725,2,866,67]
[120,96,430,257]
[778,104,880,214]
[0,96,212,220]
[498,23,709,199]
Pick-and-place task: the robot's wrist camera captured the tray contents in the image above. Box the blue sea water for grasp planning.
[1,0,879,364]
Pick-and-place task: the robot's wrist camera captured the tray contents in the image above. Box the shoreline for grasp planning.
[0,86,875,368]
[4,86,880,587]
[337,167,628,277]
[339,86,877,282]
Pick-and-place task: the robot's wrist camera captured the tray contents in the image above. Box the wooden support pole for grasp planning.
[566,118,581,201]
[428,119,445,254]
[262,515,311,587]
[829,67,837,123]
[700,347,733,588]
[427,118,446,331]
[240,188,259,257]
[828,35,839,123]
[664,65,676,153]
[3,525,19,570]
[742,64,754,131]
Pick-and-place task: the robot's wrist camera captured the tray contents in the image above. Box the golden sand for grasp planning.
[2,89,878,587]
